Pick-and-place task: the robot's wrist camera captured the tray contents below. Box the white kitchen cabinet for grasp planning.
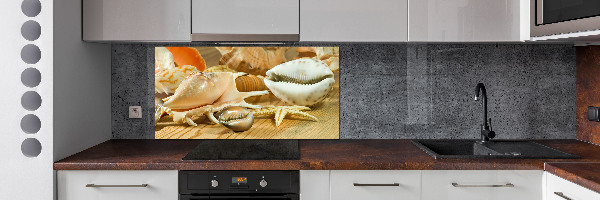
[409,0,529,42]
[57,170,178,200]
[330,170,421,200]
[300,0,408,42]
[422,170,543,200]
[300,170,330,200]
[545,172,600,200]
[82,0,191,41]
[191,0,299,41]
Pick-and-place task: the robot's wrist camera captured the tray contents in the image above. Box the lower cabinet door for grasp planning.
[300,170,330,200]
[57,170,178,200]
[330,170,421,200]
[421,170,542,200]
[546,172,600,200]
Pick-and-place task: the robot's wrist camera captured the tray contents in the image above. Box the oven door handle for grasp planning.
[354,183,400,186]
[86,184,148,188]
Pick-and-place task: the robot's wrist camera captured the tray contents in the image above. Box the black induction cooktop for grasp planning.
[182,140,300,160]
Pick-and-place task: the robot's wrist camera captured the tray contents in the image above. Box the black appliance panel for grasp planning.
[179,170,299,199]
[208,171,298,194]
[180,194,299,200]
[538,0,600,25]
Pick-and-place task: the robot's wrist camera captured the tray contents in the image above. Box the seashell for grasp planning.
[215,47,233,55]
[218,106,254,132]
[252,105,317,127]
[166,47,206,71]
[323,56,339,72]
[155,47,175,74]
[205,65,238,73]
[295,47,317,59]
[155,65,199,95]
[235,75,267,92]
[219,47,289,76]
[313,47,339,60]
[293,47,339,72]
[161,72,269,126]
[264,58,335,106]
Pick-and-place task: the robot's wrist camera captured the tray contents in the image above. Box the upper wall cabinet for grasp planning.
[300,0,408,42]
[83,0,191,42]
[191,0,300,41]
[409,0,529,42]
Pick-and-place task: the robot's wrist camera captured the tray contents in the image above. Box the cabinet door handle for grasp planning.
[353,183,400,186]
[451,183,514,187]
[554,192,573,200]
[86,184,149,188]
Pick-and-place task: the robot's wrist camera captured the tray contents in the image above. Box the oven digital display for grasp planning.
[232,177,247,184]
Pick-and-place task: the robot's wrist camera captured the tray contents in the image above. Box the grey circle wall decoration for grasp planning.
[21,44,41,64]
[21,0,41,17]
[21,0,43,160]
[21,20,41,41]
[20,114,41,134]
[21,138,42,157]
[21,68,41,88]
[21,91,42,111]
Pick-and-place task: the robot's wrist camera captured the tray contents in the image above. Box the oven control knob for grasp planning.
[259,179,267,187]
[211,180,219,188]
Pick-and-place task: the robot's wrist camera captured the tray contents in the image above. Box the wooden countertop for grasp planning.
[545,162,600,194]
[54,139,600,171]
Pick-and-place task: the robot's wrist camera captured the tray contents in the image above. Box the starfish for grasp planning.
[252,105,318,127]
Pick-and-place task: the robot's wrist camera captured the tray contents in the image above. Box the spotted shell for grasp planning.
[264,58,335,106]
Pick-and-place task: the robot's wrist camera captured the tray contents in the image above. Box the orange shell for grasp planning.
[166,47,206,71]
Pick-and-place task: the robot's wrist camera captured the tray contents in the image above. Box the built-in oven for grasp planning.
[531,0,600,38]
[179,171,299,200]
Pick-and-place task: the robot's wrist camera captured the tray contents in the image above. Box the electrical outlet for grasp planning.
[129,106,142,118]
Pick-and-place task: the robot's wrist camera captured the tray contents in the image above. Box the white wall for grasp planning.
[0,0,111,199]
[53,0,112,162]
[0,0,54,199]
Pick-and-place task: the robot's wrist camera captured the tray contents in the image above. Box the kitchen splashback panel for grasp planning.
[112,43,576,139]
[154,46,340,139]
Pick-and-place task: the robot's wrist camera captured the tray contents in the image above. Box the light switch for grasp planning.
[589,106,599,122]
[129,106,142,119]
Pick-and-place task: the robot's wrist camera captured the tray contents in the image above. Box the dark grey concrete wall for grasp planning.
[112,43,576,139]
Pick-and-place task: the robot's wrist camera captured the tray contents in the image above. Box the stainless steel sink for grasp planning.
[412,140,579,159]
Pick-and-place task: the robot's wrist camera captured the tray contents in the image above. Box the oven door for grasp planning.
[532,0,600,37]
[180,194,299,200]
[536,0,600,25]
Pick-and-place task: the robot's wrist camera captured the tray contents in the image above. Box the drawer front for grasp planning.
[330,170,421,200]
[546,172,600,200]
[300,170,330,200]
[422,170,542,200]
[57,170,178,200]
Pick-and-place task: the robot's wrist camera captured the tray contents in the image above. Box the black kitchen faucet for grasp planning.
[474,83,495,143]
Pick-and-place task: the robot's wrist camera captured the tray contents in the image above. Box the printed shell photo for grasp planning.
[154,46,340,139]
